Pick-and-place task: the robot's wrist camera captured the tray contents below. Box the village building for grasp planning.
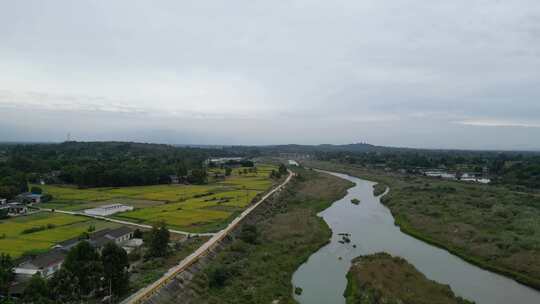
[83,203,134,216]
[54,226,135,252]
[14,249,66,278]
[6,202,28,215]
[16,192,43,204]
[169,175,180,184]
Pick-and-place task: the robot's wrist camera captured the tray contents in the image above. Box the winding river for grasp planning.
[292,171,540,304]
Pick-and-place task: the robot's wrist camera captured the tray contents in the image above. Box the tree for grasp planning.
[0,253,14,296]
[133,228,143,239]
[278,164,288,175]
[188,169,207,184]
[48,269,80,303]
[63,241,104,296]
[239,224,259,244]
[0,208,9,220]
[101,242,130,298]
[147,222,170,258]
[30,186,42,195]
[22,274,51,304]
[225,167,232,176]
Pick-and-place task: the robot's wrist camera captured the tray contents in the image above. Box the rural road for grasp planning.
[121,169,294,304]
[39,208,216,237]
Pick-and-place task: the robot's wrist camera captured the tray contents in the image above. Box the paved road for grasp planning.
[39,208,216,237]
[121,170,294,304]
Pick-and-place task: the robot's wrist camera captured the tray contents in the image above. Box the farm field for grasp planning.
[0,212,119,258]
[38,164,278,233]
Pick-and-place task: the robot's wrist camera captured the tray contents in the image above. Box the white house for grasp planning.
[84,204,134,216]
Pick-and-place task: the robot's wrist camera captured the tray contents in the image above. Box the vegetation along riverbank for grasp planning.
[184,167,353,303]
[345,252,474,304]
[305,160,540,291]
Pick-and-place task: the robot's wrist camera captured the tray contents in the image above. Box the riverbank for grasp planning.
[304,160,540,291]
[185,167,353,303]
[344,252,474,304]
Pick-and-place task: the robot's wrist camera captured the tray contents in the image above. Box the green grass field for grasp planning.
[38,164,278,233]
[0,212,119,258]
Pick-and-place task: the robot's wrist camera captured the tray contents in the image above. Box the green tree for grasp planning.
[101,242,130,298]
[188,169,208,184]
[148,222,170,258]
[239,224,259,244]
[225,167,232,176]
[278,164,288,175]
[22,274,51,304]
[63,241,104,295]
[0,253,14,296]
[48,269,80,303]
[30,186,42,195]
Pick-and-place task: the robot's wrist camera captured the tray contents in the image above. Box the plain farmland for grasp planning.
[0,212,119,257]
[38,164,278,233]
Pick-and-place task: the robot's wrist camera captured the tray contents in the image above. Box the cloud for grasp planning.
[1,0,540,149]
[455,120,540,128]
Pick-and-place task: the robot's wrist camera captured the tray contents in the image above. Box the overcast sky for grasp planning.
[1,1,540,150]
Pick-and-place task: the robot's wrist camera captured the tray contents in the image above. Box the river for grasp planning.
[292,171,540,304]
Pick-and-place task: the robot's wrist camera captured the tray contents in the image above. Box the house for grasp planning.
[93,226,134,246]
[0,198,7,205]
[205,157,243,166]
[7,203,28,215]
[54,226,135,252]
[288,160,299,166]
[169,175,180,184]
[17,192,43,203]
[122,238,144,254]
[83,204,134,216]
[14,249,66,278]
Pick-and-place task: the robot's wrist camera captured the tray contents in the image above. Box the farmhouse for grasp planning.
[83,203,134,216]
[55,226,135,252]
[206,157,243,165]
[169,175,180,184]
[288,160,299,166]
[14,249,66,278]
[17,192,43,203]
[7,202,28,215]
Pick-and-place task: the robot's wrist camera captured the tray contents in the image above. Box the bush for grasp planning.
[239,224,258,244]
[207,265,230,288]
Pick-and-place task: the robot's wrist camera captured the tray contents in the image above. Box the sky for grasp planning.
[1,0,540,150]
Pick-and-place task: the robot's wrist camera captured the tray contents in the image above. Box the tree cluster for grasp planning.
[0,141,241,196]
[19,241,129,304]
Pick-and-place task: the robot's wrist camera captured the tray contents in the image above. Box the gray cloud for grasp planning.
[1,0,539,149]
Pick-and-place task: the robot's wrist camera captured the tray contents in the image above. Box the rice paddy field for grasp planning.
[0,212,119,258]
[38,164,278,233]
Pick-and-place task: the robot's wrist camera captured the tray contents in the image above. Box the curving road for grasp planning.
[121,170,294,304]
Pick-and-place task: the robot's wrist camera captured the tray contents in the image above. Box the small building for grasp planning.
[122,238,144,254]
[288,160,299,166]
[54,226,135,252]
[0,198,7,205]
[14,249,66,278]
[169,175,180,184]
[17,193,43,204]
[205,157,244,165]
[7,203,27,215]
[84,204,134,216]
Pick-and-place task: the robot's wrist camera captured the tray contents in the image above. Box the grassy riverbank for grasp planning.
[186,167,353,303]
[345,252,473,304]
[305,160,540,290]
